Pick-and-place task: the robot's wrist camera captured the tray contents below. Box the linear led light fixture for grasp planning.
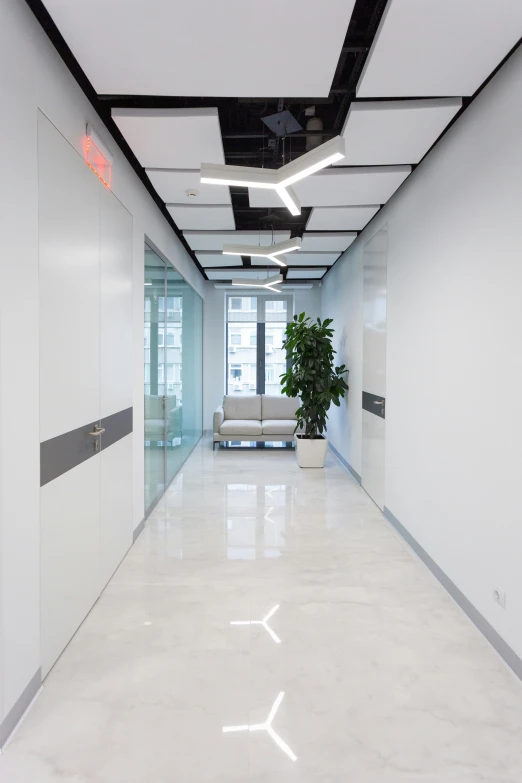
[201,136,345,216]
[214,284,312,290]
[231,274,283,293]
[222,237,301,268]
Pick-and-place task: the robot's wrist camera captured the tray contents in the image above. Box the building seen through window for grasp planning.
[226,295,288,395]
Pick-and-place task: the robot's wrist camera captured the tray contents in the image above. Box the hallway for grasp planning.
[1,441,522,781]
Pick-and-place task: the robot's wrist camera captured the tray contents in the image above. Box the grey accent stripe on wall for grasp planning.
[384,506,522,681]
[40,406,133,486]
[0,668,41,748]
[329,442,361,483]
[362,390,386,419]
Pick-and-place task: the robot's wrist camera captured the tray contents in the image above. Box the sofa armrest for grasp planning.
[213,405,224,433]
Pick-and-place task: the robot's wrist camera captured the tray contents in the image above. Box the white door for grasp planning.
[38,112,102,676]
[361,227,388,509]
[39,113,133,676]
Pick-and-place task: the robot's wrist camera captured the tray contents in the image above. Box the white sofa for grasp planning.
[213,395,300,446]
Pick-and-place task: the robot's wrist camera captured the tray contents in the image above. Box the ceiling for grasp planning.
[31,0,522,285]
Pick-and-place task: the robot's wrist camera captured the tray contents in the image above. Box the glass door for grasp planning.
[144,246,167,512]
[180,283,203,462]
[165,264,184,485]
[144,244,204,515]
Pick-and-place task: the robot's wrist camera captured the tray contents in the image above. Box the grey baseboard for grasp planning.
[329,442,361,483]
[384,506,522,682]
[133,516,146,542]
[0,668,41,748]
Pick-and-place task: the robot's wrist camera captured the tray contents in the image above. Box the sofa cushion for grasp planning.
[223,395,261,421]
[220,419,262,436]
[262,395,299,420]
[262,419,298,435]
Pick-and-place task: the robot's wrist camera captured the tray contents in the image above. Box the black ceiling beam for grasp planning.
[222,131,336,140]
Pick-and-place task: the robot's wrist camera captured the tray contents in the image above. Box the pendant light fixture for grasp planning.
[201,136,345,216]
[231,273,283,293]
[222,237,301,268]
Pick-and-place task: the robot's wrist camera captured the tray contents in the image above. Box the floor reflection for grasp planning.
[230,604,281,644]
[223,691,297,762]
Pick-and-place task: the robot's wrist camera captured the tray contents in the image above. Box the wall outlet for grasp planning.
[492,587,506,608]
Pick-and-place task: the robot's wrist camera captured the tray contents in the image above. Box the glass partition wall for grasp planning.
[144,244,203,515]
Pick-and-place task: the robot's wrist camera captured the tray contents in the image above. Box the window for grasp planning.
[158,332,164,347]
[226,293,291,395]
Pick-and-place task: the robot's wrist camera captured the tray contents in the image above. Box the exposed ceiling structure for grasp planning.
[30,0,522,285]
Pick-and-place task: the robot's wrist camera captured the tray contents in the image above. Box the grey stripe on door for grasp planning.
[40,406,133,487]
[101,407,133,450]
[362,391,386,419]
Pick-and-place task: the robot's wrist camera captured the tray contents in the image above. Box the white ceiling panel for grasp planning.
[205,269,276,281]
[43,0,356,97]
[112,108,225,169]
[184,230,290,251]
[147,169,230,204]
[357,0,522,97]
[307,206,380,231]
[287,269,327,279]
[336,100,462,165]
[301,232,357,252]
[167,205,235,230]
[249,167,411,208]
[195,253,245,268]
[251,252,339,266]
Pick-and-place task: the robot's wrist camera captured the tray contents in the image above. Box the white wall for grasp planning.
[322,45,522,660]
[0,0,204,731]
[203,283,321,430]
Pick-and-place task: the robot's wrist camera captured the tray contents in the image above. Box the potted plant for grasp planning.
[280,313,348,468]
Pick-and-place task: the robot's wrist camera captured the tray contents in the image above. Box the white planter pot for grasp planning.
[295,436,328,468]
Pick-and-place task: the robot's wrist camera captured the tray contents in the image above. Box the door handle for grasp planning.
[373,400,385,406]
[88,425,105,436]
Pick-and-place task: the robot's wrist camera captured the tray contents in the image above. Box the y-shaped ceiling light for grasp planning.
[201,136,345,216]
[231,273,282,293]
[222,237,301,268]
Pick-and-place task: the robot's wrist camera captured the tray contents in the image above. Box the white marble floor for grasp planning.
[2,440,522,782]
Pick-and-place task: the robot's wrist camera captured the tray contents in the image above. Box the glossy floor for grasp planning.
[2,440,522,782]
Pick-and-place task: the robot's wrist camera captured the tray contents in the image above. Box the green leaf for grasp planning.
[280,311,348,433]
